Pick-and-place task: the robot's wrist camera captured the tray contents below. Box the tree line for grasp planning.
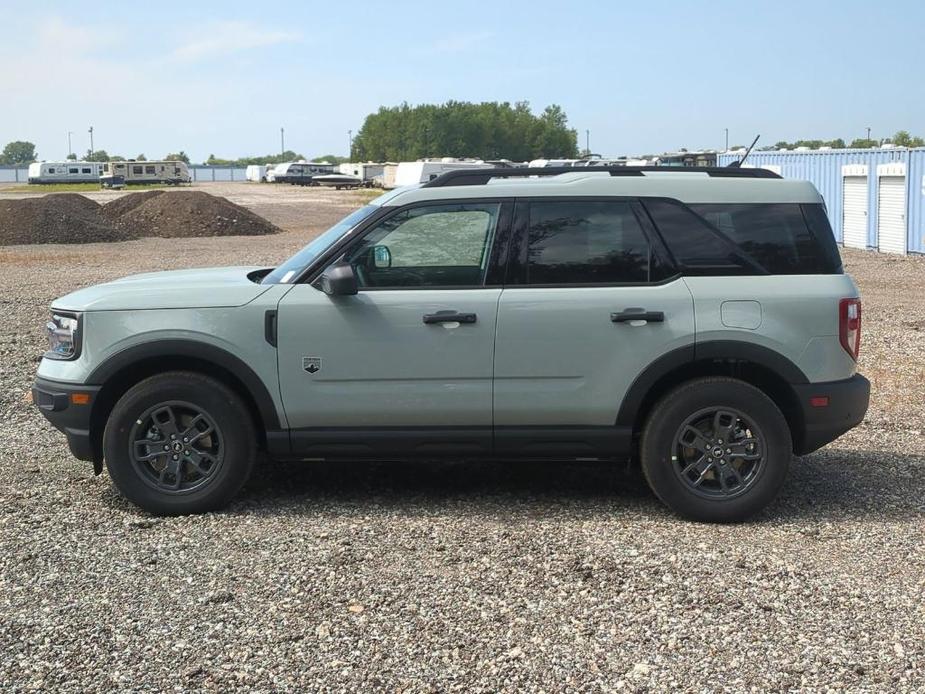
[763,130,924,151]
[350,101,579,162]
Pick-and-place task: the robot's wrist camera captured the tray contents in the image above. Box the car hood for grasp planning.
[52,266,274,311]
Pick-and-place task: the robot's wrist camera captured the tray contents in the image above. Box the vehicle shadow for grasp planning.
[225,446,925,523]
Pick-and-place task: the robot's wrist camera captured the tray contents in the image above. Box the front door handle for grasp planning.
[423,310,477,325]
[611,308,665,323]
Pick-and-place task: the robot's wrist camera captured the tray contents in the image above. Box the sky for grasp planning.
[1,0,923,163]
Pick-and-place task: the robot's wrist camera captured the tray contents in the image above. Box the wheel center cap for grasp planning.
[712,446,725,458]
[172,441,183,453]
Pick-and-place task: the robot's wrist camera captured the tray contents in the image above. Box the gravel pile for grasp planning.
[0,191,280,245]
[111,191,281,238]
[0,194,124,245]
[0,234,923,690]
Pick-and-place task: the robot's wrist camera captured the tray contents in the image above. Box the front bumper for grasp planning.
[32,377,102,466]
[792,373,870,455]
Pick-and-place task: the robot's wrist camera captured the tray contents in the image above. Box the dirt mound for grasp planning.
[0,194,130,246]
[0,191,281,245]
[98,190,166,221]
[111,191,281,238]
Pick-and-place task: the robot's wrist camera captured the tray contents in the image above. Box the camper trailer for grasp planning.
[245,164,270,183]
[270,162,336,186]
[100,160,191,187]
[28,161,105,184]
[338,162,386,186]
[392,159,493,188]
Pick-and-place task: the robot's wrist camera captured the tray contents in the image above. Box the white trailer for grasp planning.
[28,161,105,184]
[245,164,270,182]
[392,159,493,187]
[338,162,386,185]
[100,161,191,187]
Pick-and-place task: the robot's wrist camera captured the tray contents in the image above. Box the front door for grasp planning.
[492,198,695,455]
[277,201,510,456]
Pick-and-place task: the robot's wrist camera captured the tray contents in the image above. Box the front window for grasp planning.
[344,203,500,288]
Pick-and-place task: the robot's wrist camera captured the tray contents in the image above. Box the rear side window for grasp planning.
[525,201,650,284]
[688,203,843,274]
[641,199,753,274]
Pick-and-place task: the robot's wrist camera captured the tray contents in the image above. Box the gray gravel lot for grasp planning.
[1,185,923,691]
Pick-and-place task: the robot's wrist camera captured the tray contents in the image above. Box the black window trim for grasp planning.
[638,196,768,276]
[300,197,516,291]
[504,195,682,289]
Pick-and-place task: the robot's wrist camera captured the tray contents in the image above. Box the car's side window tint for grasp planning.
[525,201,650,284]
[345,203,500,288]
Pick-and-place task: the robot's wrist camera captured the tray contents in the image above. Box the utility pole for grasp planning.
[586,129,590,156]
[280,127,285,155]
[725,128,729,151]
[866,126,871,144]
[67,131,73,158]
[348,130,353,158]
[88,126,94,156]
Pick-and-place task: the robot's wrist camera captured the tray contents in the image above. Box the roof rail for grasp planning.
[422,165,782,188]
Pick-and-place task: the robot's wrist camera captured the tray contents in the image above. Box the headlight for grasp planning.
[45,312,81,360]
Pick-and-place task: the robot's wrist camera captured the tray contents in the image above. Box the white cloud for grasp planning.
[170,20,301,62]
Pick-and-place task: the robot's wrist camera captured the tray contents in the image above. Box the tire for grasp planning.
[640,377,791,523]
[103,371,256,515]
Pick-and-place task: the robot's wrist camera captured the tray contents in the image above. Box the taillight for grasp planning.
[839,298,861,361]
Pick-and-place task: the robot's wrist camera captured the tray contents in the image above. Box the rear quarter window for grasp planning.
[688,203,843,275]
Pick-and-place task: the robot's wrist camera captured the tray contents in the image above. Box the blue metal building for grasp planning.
[716,148,925,255]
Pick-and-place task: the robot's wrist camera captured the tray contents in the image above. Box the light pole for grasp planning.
[348,130,353,159]
[866,127,871,144]
[88,126,94,156]
[725,128,729,151]
[67,131,73,158]
[586,129,590,156]
[280,127,285,155]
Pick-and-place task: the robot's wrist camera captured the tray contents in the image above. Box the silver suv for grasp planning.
[33,167,869,521]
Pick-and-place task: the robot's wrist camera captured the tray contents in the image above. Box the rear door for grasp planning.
[276,200,512,455]
[493,198,694,454]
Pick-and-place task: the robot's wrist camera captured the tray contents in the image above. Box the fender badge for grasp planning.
[302,356,321,374]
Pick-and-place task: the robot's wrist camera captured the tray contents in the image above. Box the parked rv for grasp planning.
[392,159,493,188]
[245,165,270,183]
[270,162,336,186]
[100,161,191,188]
[339,162,387,186]
[28,161,105,184]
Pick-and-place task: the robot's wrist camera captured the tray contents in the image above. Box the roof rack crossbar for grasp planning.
[422,165,781,187]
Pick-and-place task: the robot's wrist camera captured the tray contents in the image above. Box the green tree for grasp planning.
[313,154,350,164]
[164,151,191,164]
[84,150,110,162]
[1,140,37,164]
[890,130,925,147]
[66,153,77,161]
[848,138,879,149]
[824,138,846,148]
[351,101,578,161]
[135,153,147,161]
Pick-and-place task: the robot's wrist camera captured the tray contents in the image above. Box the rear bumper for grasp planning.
[792,374,870,455]
[32,377,102,464]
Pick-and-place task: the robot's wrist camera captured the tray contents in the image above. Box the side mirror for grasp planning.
[372,245,392,269]
[319,262,358,296]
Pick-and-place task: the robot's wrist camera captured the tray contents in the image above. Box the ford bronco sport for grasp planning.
[33,167,869,521]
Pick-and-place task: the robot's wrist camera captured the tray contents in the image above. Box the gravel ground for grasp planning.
[0,191,923,691]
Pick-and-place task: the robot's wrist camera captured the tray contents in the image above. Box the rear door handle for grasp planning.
[423,310,477,324]
[611,308,665,323]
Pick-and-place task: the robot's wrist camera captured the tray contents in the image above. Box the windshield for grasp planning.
[262,204,380,284]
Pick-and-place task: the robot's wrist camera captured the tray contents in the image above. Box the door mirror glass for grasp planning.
[372,245,392,268]
[319,262,358,296]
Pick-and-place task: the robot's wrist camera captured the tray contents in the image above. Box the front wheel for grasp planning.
[103,371,256,515]
[640,377,792,522]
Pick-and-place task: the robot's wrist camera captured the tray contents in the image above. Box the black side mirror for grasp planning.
[319,262,358,296]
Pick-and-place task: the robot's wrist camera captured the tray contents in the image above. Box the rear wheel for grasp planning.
[640,377,791,522]
[103,371,256,515]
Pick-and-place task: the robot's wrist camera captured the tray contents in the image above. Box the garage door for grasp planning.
[842,176,868,249]
[877,176,907,254]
